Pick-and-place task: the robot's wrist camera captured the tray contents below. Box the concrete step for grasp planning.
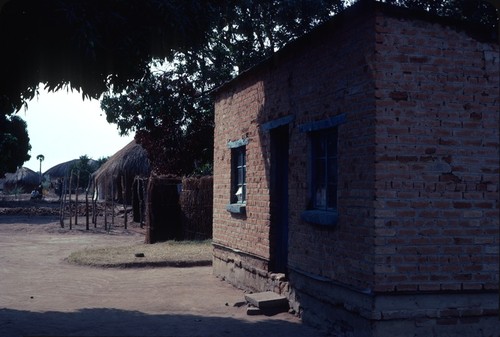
[244,291,289,311]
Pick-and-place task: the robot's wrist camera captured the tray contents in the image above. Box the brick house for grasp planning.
[212,2,499,336]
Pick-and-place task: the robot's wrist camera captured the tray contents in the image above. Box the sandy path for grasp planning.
[0,217,326,337]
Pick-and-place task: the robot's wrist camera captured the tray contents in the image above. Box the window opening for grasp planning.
[311,128,338,211]
[232,146,246,204]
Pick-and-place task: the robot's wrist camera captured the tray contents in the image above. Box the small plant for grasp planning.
[192,163,213,176]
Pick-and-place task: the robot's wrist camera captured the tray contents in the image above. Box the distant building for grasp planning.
[3,167,40,194]
[92,140,150,204]
[212,2,499,336]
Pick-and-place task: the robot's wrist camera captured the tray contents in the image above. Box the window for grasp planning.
[226,138,248,214]
[232,146,246,204]
[298,114,345,226]
[311,128,338,211]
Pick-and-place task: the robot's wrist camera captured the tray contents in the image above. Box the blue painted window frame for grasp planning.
[226,138,248,214]
[311,128,338,211]
[299,114,345,227]
[232,146,246,204]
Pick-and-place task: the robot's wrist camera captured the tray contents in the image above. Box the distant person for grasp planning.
[30,185,43,200]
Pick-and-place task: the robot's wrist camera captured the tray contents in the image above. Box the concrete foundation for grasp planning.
[212,243,291,297]
[214,247,500,337]
[291,269,500,337]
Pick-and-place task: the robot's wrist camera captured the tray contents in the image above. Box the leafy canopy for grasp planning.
[69,155,99,189]
[102,0,346,175]
[0,0,220,177]
[0,0,219,116]
[1,0,496,176]
[383,0,498,28]
[101,0,497,175]
[1,0,497,116]
[0,115,31,176]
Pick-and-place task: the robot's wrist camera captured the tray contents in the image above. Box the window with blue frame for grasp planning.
[311,128,338,211]
[226,138,248,214]
[232,146,246,204]
[298,114,345,226]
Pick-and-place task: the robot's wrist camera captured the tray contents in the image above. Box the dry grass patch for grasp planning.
[67,240,212,268]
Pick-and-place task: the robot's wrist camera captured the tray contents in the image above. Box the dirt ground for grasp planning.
[0,213,328,337]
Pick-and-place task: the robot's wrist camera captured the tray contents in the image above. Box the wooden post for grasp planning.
[104,177,108,231]
[145,175,154,244]
[59,177,66,228]
[136,177,142,227]
[85,173,90,230]
[74,170,80,226]
[92,183,97,226]
[121,174,128,229]
[69,170,73,230]
[140,178,146,228]
[111,177,115,226]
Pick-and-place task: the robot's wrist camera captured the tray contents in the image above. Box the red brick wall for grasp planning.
[284,16,378,290]
[214,11,378,290]
[372,13,499,293]
[214,4,499,296]
[214,80,272,259]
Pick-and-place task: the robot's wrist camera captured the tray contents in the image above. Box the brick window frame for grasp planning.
[299,114,345,227]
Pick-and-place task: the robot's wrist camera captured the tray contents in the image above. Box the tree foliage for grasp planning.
[102,0,346,175]
[0,0,220,176]
[381,0,498,30]
[0,0,219,116]
[70,155,98,189]
[1,0,496,176]
[0,114,31,176]
[0,0,496,115]
[102,0,498,175]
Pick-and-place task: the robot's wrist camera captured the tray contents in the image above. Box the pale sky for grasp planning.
[15,87,135,173]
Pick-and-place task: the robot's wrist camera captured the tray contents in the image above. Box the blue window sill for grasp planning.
[226,203,246,214]
[301,210,338,227]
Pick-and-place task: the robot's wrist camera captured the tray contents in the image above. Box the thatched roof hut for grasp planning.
[3,167,40,193]
[92,140,150,203]
[43,159,98,181]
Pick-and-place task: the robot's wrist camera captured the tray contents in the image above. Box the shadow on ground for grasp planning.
[0,307,326,337]
[0,215,59,225]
